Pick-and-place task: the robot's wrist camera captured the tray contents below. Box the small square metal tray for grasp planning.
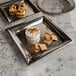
[5,13,72,64]
[0,0,39,23]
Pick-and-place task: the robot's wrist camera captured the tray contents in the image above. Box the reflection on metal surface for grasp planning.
[38,0,64,14]
[29,0,75,14]
[6,13,72,64]
[0,0,39,23]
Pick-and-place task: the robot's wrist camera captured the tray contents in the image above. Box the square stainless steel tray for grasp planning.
[0,0,39,23]
[5,13,72,64]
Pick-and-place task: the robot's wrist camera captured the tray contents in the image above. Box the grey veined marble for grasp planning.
[0,0,76,76]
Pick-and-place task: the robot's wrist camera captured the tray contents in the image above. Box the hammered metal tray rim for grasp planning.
[28,0,75,14]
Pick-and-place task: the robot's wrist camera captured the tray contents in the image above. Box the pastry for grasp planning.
[8,2,27,18]
[45,29,53,35]
[25,27,40,44]
[39,44,47,51]
[34,43,40,50]
[15,8,26,18]
[32,46,40,53]
[9,5,16,15]
[32,43,40,53]
[43,29,58,45]
[32,43,47,53]
[44,39,52,45]
[44,33,51,41]
[18,3,27,10]
[52,34,58,41]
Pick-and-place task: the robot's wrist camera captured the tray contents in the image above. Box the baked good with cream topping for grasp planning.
[25,27,40,44]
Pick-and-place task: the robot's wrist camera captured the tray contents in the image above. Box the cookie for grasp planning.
[52,34,58,41]
[32,47,40,53]
[45,29,53,35]
[39,44,47,51]
[44,39,52,45]
[44,33,51,40]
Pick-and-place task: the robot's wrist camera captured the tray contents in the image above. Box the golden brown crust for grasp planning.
[44,33,51,40]
[9,5,16,15]
[32,46,40,53]
[8,2,27,18]
[52,34,58,41]
[15,8,26,18]
[45,29,53,35]
[43,29,58,45]
[44,39,52,45]
[15,15,25,18]
[39,44,47,51]
[32,43,47,53]
[32,43,40,53]
[34,43,40,50]
[18,3,27,10]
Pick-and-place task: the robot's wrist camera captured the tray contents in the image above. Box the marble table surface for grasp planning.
[0,0,76,76]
